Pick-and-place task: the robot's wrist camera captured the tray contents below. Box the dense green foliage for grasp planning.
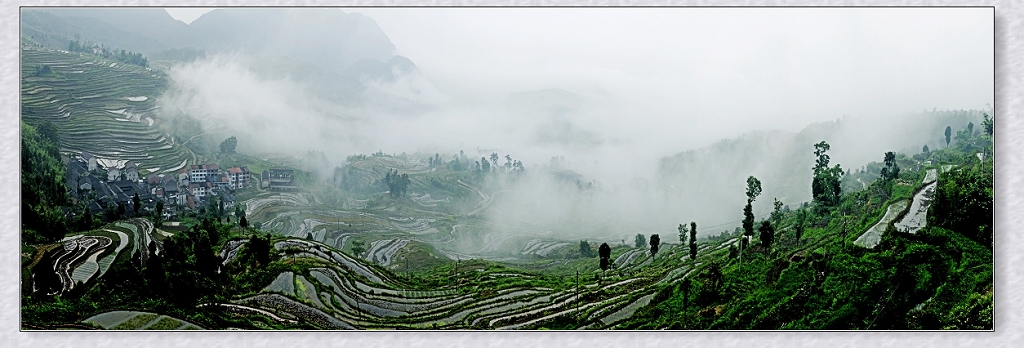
[21,121,68,243]
[930,158,992,248]
[758,220,774,250]
[579,240,595,258]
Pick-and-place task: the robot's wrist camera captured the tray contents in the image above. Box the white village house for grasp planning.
[106,167,120,182]
[125,162,139,182]
[189,164,219,183]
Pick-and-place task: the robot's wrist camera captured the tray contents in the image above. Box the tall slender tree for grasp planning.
[770,198,783,228]
[689,221,698,261]
[812,141,843,207]
[741,176,761,264]
[649,234,660,259]
[155,201,164,226]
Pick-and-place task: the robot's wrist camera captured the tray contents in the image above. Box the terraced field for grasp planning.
[32,218,161,297]
[83,311,203,330]
[21,47,193,174]
[221,154,773,329]
[211,231,731,330]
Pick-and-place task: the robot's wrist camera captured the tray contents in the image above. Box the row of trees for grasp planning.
[678,222,697,261]
[427,151,525,174]
[732,143,833,262]
[383,169,410,198]
[67,40,148,67]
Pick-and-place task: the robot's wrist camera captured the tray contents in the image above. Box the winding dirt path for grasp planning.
[458,180,491,216]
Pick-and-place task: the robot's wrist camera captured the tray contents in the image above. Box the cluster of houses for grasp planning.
[67,151,257,220]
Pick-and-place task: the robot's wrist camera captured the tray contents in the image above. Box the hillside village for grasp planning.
[64,150,292,221]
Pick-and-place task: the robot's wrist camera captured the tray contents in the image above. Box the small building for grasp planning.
[178,170,190,187]
[146,174,162,189]
[107,167,120,182]
[261,170,270,189]
[189,164,219,183]
[80,151,97,171]
[185,194,197,210]
[87,201,104,215]
[163,179,179,200]
[228,166,252,189]
[65,160,90,197]
[188,181,214,199]
[211,173,232,192]
[125,162,139,182]
[240,166,251,187]
[268,168,298,191]
[175,189,187,207]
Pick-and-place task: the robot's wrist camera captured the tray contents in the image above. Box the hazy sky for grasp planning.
[165,7,993,135]
[354,7,992,130]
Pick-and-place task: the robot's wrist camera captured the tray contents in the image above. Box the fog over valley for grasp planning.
[23,7,993,240]
[18,6,997,331]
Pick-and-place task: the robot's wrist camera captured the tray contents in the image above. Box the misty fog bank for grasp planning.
[138,7,994,240]
[154,49,991,240]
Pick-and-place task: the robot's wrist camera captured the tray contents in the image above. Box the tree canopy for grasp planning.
[579,240,595,258]
[220,136,238,154]
[599,243,611,271]
[21,121,68,243]
[812,141,843,207]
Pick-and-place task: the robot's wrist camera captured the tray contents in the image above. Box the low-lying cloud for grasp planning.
[155,7,993,242]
